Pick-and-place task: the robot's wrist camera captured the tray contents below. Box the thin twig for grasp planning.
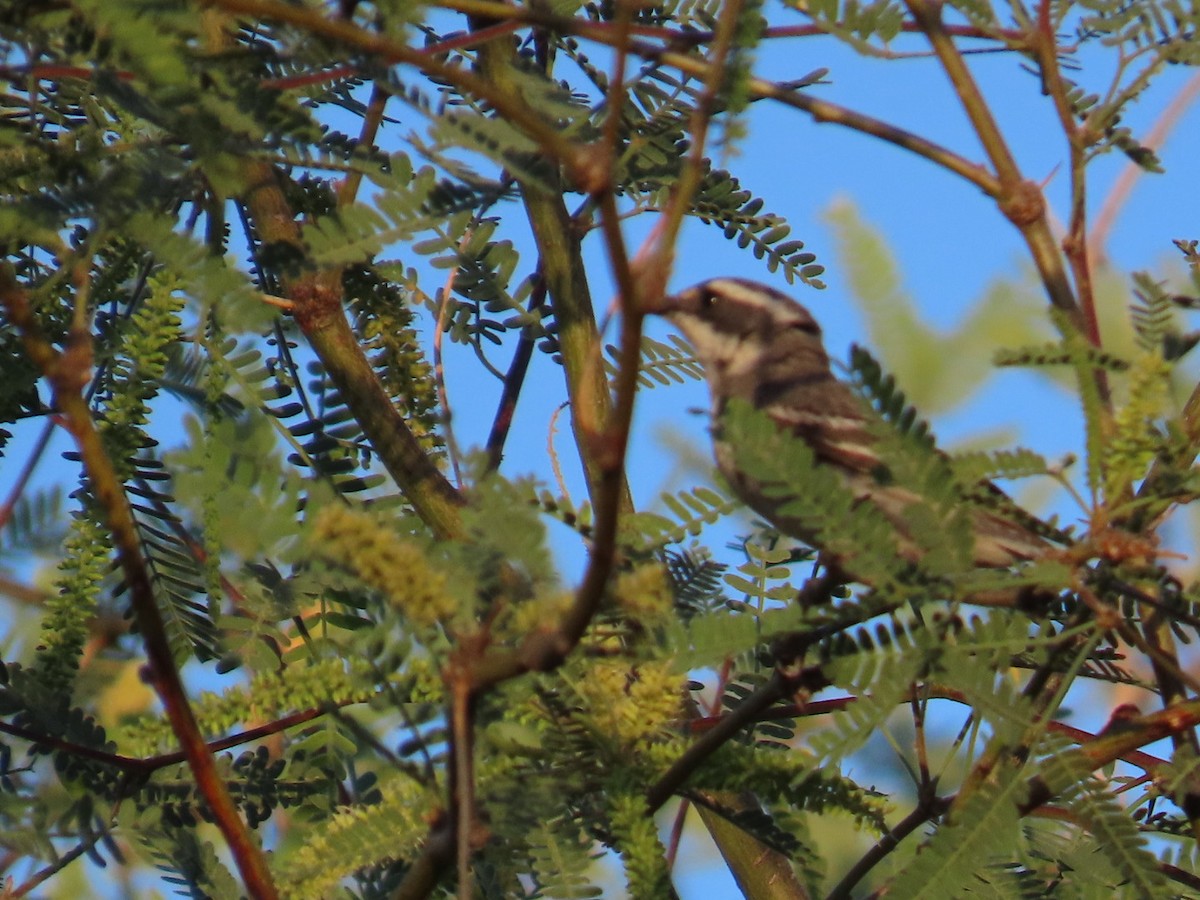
[664,797,691,869]
[1090,70,1200,264]
[547,402,571,504]
[336,82,388,206]
[0,572,47,604]
[666,655,734,868]
[1,17,1035,92]
[485,277,547,472]
[551,0,642,649]
[1031,0,1102,354]
[644,0,744,280]
[1137,581,1200,841]
[431,0,1032,51]
[10,831,106,899]
[903,0,1083,329]
[697,687,1176,777]
[207,0,591,183]
[434,264,465,488]
[646,669,817,812]
[0,700,340,775]
[450,667,477,900]
[0,418,55,529]
[828,790,947,900]
[428,0,1002,198]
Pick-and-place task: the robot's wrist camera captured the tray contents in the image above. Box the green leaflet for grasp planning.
[718,397,912,588]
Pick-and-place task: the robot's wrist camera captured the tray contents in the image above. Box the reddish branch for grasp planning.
[0,270,279,900]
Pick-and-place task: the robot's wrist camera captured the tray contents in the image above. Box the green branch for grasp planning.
[238,162,466,539]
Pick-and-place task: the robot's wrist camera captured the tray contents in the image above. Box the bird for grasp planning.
[647,276,1058,585]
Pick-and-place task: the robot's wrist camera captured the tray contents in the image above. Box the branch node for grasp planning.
[1000,179,1046,227]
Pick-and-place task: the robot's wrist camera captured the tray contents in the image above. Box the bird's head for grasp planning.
[648,278,834,401]
[652,277,820,340]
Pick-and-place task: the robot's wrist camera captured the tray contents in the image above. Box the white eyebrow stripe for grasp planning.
[703,278,819,329]
[705,278,781,310]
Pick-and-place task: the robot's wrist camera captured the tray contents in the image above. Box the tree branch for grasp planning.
[0,269,279,900]
[238,162,466,539]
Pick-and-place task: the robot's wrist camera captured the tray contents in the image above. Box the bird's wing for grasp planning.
[762,400,885,476]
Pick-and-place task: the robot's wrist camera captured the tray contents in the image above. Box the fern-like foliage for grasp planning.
[1038,748,1171,894]
[5,0,1200,897]
[624,486,740,552]
[887,764,1027,897]
[686,164,827,287]
[140,824,243,900]
[603,333,703,389]
[1130,269,1200,362]
[671,599,806,670]
[524,825,603,899]
[993,341,1132,373]
[0,486,64,556]
[662,545,728,619]
[791,0,908,48]
[0,326,41,454]
[717,394,999,589]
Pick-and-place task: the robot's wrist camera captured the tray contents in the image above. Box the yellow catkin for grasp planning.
[508,590,574,637]
[613,564,673,622]
[310,506,456,627]
[576,660,684,750]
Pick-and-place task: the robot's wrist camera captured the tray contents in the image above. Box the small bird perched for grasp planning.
[648,277,1056,584]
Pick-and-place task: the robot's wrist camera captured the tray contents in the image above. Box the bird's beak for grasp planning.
[639,291,674,316]
[643,294,672,314]
[641,287,691,317]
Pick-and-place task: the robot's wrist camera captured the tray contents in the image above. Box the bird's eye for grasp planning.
[701,291,719,309]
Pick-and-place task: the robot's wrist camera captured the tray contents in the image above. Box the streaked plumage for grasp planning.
[651,277,1052,580]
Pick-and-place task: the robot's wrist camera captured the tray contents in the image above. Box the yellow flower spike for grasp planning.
[310,506,457,628]
[614,564,673,623]
[508,590,574,638]
[576,660,686,751]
